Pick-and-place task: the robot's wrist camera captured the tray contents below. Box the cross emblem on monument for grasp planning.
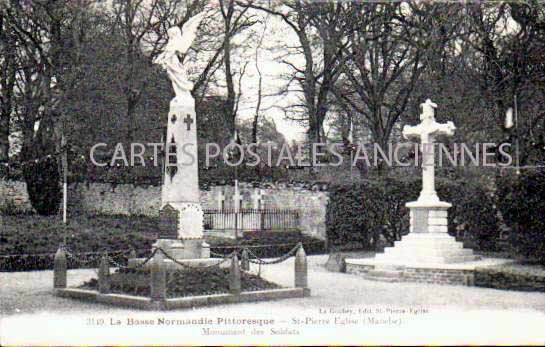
[184,114,194,131]
[402,99,456,203]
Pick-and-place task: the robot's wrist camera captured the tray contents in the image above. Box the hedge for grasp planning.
[496,171,545,264]
[475,264,545,292]
[326,177,499,251]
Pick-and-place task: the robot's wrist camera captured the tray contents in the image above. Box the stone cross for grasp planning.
[402,99,455,203]
[251,188,263,210]
[216,189,225,211]
[232,182,242,212]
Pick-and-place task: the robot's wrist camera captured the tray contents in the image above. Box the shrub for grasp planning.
[326,178,419,250]
[436,178,499,250]
[326,177,499,251]
[0,199,28,215]
[496,172,545,264]
[474,264,545,292]
[22,157,61,215]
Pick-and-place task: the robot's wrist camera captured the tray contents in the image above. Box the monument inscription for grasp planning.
[158,204,179,239]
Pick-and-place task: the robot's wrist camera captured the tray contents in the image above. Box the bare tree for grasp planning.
[241,0,352,145]
[3,0,95,162]
[109,0,197,142]
[215,0,257,134]
[251,13,269,144]
[465,1,545,165]
[0,9,17,177]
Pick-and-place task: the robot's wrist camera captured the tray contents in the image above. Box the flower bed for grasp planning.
[79,267,281,298]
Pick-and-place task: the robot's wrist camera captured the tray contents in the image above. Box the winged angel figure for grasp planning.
[153,12,207,104]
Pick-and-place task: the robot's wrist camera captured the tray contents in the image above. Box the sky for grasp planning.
[192,7,309,142]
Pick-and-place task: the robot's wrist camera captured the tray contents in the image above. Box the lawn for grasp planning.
[0,213,326,271]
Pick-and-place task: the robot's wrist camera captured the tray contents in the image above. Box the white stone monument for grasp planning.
[216,189,225,211]
[372,99,479,264]
[152,12,209,259]
[232,182,242,212]
[251,188,263,210]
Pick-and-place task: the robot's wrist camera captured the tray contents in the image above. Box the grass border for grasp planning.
[55,287,310,310]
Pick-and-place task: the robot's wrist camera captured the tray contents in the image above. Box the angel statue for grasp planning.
[154,12,207,105]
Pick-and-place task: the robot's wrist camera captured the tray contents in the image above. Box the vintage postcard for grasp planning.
[1,0,544,345]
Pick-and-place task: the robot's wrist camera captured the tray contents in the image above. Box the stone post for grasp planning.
[229,254,241,294]
[240,249,250,271]
[98,253,110,294]
[150,251,166,301]
[294,245,307,288]
[53,247,67,288]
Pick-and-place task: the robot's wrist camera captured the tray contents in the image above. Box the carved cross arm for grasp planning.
[402,124,423,141]
[431,121,456,137]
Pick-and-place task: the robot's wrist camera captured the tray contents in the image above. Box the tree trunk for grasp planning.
[0,107,9,178]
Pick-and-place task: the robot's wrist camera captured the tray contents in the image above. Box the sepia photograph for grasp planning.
[0,0,544,345]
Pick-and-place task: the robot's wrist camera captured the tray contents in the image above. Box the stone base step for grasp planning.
[403,233,453,239]
[384,247,475,257]
[374,253,481,264]
[394,240,464,249]
[375,232,480,264]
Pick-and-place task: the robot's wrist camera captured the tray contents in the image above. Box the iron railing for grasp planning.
[203,209,300,234]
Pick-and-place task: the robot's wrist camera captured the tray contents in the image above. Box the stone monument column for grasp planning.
[158,96,207,259]
[152,13,209,259]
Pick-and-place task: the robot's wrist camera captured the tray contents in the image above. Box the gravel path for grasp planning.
[2,255,545,345]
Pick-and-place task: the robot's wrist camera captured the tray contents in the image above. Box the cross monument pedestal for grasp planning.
[343,99,494,286]
[372,99,479,265]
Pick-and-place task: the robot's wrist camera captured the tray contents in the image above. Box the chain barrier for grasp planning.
[157,248,236,270]
[107,248,158,270]
[209,249,236,258]
[63,249,101,275]
[209,240,321,250]
[2,241,308,274]
[0,247,138,259]
[109,247,235,271]
[246,242,302,265]
[0,240,320,258]
[64,248,102,267]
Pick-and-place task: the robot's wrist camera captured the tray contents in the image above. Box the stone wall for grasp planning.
[0,180,328,239]
[0,180,33,212]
